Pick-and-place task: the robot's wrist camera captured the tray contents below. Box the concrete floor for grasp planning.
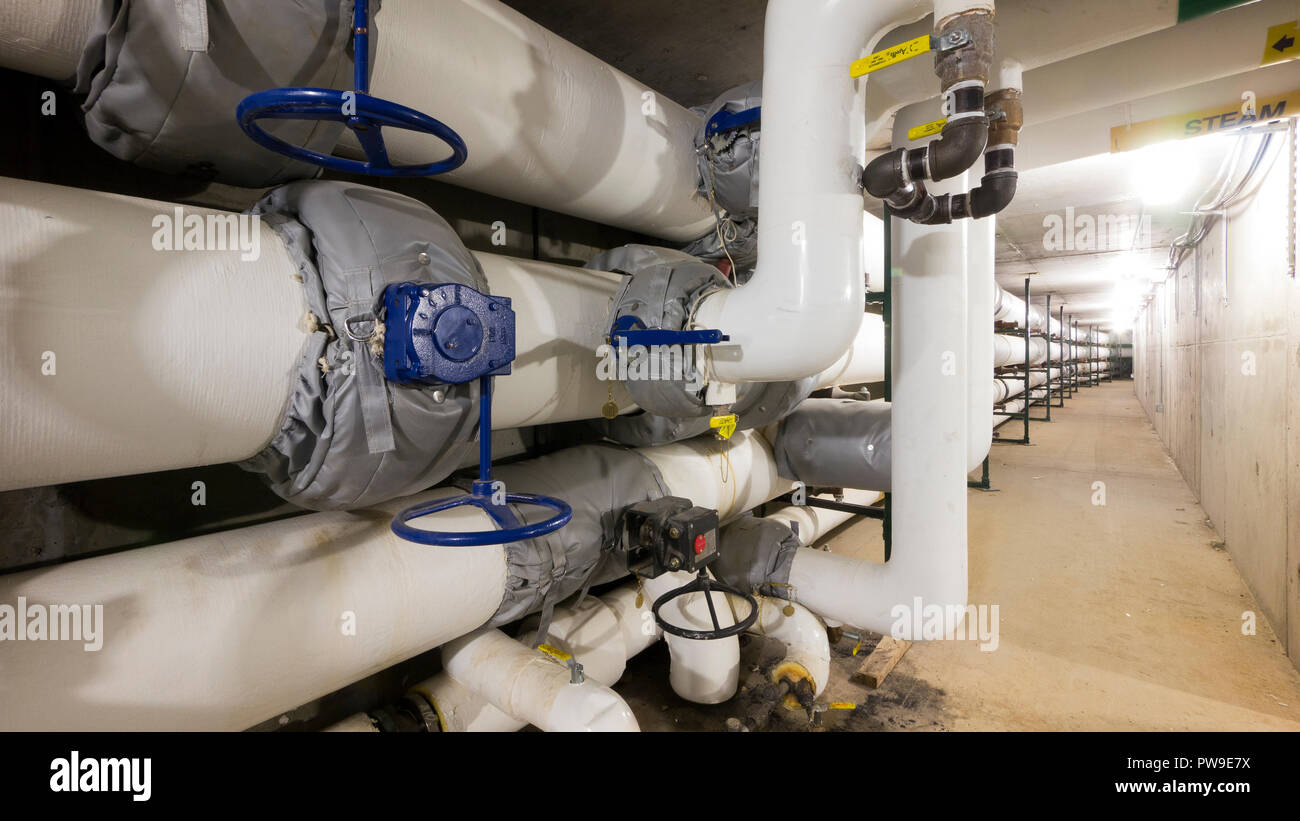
[622,380,1300,730]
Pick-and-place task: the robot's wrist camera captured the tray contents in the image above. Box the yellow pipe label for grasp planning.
[536,643,571,664]
[851,34,932,78]
[709,414,738,440]
[907,118,948,141]
[1109,89,1298,153]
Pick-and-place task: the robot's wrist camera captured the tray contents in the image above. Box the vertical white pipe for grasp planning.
[796,160,970,636]
[967,193,995,471]
[694,0,930,383]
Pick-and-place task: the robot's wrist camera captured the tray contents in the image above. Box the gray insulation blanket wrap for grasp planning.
[772,399,892,491]
[239,181,483,511]
[682,81,762,270]
[711,516,802,599]
[74,0,359,187]
[583,244,813,446]
[484,445,669,627]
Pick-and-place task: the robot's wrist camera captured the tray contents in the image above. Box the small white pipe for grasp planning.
[415,582,659,732]
[642,571,740,705]
[441,628,639,732]
[734,596,830,699]
[323,713,381,732]
[968,212,995,471]
[693,0,930,384]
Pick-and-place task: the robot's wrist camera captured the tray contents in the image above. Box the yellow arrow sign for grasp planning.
[851,34,931,78]
[1109,89,1298,153]
[1262,21,1300,66]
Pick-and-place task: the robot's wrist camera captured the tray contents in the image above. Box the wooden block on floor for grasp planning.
[851,636,912,688]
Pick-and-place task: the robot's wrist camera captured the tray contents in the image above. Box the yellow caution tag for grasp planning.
[536,643,571,664]
[850,34,932,78]
[907,118,947,141]
[1262,21,1300,66]
[829,702,857,711]
[709,414,738,440]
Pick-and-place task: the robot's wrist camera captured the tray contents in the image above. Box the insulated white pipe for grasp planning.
[0,178,639,491]
[0,0,94,80]
[643,570,740,704]
[735,596,831,699]
[415,582,657,732]
[440,628,639,732]
[0,491,508,731]
[693,0,930,384]
[350,0,715,241]
[0,177,307,491]
[0,429,786,730]
[835,149,968,637]
[0,0,715,241]
[967,207,995,471]
[813,313,886,390]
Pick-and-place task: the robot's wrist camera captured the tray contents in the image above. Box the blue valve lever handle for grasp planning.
[236,0,467,177]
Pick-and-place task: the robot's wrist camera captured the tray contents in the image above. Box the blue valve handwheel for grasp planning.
[391,491,573,547]
[236,88,467,178]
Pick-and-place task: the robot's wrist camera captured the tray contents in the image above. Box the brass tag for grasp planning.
[602,400,620,419]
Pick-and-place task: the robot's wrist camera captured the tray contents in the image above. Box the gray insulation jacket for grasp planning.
[771,399,892,491]
[74,0,359,186]
[240,181,483,511]
[581,244,813,447]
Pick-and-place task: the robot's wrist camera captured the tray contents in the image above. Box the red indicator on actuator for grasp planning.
[694,534,707,554]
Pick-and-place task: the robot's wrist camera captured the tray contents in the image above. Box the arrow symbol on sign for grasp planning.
[1274,34,1296,52]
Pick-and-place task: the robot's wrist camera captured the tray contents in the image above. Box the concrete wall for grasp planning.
[1133,128,1299,670]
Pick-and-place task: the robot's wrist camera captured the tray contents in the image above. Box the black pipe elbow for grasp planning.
[967,171,1017,219]
[862,148,908,199]
[927,115,988,182]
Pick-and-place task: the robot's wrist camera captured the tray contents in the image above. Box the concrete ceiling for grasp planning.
[502,0,765,109]
[996,134,1258,325]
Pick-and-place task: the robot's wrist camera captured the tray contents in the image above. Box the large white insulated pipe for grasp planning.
[0,429,789,730]
[1,177,888,491]
[692,0,931,384]
[0,178,307,491]
[0,177,639,491]
[439,628,639,732]
[0,0,715,241]
[0,493,509,731]
[354,0,715,241]
[0,0,94,80]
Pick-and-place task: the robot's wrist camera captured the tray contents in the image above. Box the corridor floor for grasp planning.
[818,379,1300,730]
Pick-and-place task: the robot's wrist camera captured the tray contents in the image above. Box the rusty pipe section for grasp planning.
[860,7,995,210]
